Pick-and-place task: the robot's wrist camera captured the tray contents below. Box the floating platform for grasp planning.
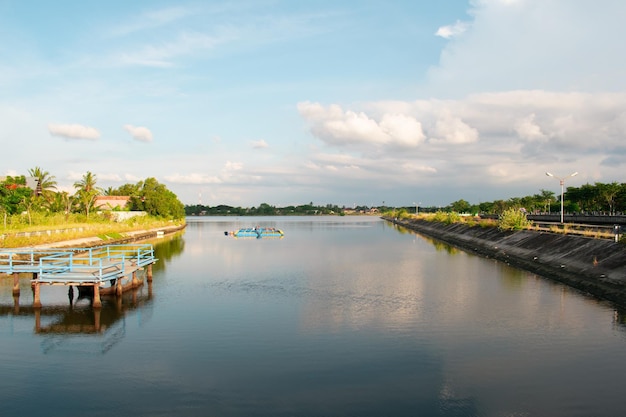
[225,227,284,238]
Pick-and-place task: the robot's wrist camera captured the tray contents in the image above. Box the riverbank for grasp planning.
[11,223,186,250]
[386,217,626,307]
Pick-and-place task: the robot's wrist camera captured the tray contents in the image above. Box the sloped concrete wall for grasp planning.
[388,217,626,307]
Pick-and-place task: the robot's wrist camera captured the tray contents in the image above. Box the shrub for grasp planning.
[498,208,531,231]
[430,210,462,224]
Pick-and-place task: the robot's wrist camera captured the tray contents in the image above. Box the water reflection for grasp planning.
[2,217,626,416]
[0,283,153,354]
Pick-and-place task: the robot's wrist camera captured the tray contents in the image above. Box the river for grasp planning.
[1,216,625,417]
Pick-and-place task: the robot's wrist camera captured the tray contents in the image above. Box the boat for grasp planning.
[226,227,284,238]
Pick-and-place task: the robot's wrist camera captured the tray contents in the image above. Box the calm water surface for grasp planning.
[2,216,626,417]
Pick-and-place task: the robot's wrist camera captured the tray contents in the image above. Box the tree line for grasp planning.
[0,167,185,225]
[442,182,626,215]
[186,181,626,217]
[186,202,351,216]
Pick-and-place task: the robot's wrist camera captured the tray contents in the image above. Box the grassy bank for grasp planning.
[384,210,617,240]
[0,212,185,248]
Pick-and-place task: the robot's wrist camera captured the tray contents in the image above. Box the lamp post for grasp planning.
[545,171,578,223]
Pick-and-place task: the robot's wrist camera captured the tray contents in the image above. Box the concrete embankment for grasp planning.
[25,223,186,250]
[386,217,626,307]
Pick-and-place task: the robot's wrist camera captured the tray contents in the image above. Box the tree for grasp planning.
[0,176,32,215]
[73,171,101,218]
[126,177,185,219]
[28,166,57,199]
[596,182,620,214]
[449,199,471,213]
[536,189,555,213]
[73,171,98,194]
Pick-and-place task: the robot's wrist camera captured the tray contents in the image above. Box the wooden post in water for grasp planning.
[94,308,101,332]
[147,264,153,282]
[34,308,41,332]
[116,278,123,296]
[132,271,140,287]
[12,273,20,296]
[33,282,42,308]
[93,284,102,308]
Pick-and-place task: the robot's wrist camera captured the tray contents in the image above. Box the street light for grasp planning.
[545,171,578,223]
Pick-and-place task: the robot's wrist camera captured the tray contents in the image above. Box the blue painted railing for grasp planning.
[0,244,155,283]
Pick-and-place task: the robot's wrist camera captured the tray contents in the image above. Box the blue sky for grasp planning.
[2,0,625,208]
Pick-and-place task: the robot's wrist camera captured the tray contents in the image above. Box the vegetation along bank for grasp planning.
[387,216,626,308]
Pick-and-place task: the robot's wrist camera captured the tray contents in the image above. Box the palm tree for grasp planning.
[73,171,98,194]
[73,171,101,218]
[28,166,57,199]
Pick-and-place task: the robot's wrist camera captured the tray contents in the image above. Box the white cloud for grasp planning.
[427,0,626,96]
[298,90,626,192]
[298,101,426,148]
[431,110,479,144]
[435,20,470,39]
[48,123,100,140]
[514,113,546,141]
[379,114,426,147]
[124,124,153,142]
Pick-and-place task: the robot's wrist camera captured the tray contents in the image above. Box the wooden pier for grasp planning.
[0,244,156,308]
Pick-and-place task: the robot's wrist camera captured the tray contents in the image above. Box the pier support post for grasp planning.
[147,264,153,282]
[132,271,140,287]
[94,308,101,332]
[93,284,102,308]
[35,308,41,332]
[12,273,20,296]
[116,278,123,297]
[33,282,42,308]
[13,293,20,314]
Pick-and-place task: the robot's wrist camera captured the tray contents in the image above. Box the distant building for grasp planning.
[95,196,130,210]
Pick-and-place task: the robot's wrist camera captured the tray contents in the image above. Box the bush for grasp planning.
[498,208,531,231]
[429,211,462,224]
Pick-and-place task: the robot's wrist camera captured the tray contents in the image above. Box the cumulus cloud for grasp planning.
[299,90,626,186]
[431,110,478,144]
[48,123,100,140]
[124,124,153,142]
[297,101,426,148]
[514,114,546,141]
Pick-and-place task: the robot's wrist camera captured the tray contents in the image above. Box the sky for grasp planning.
[2,0,626,208]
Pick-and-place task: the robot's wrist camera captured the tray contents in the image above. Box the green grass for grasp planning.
[0,212,184,248]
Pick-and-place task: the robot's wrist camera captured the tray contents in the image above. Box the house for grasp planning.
[94,196,130,210]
